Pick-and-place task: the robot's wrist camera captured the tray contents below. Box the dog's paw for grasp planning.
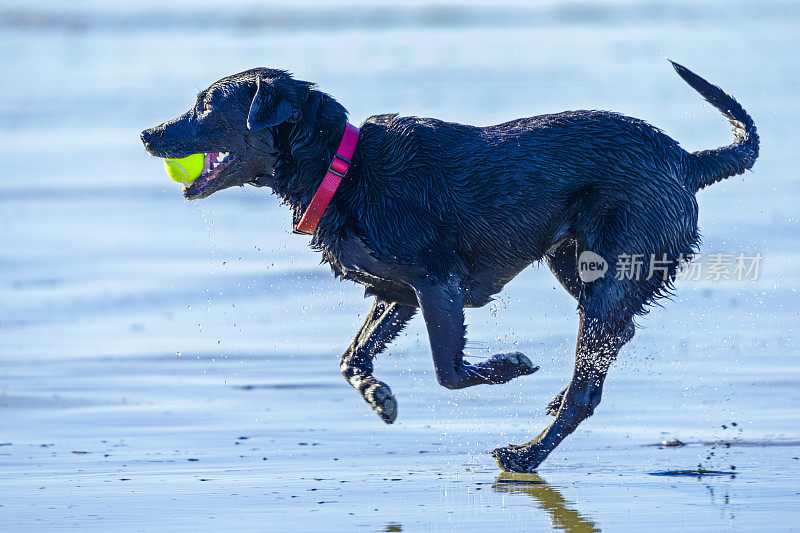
[364,381,397,424]
[480,352,539,384]
[508,352,539,376]
[546,387,567,416]
[492,445,536,473]
[491,444,546,473]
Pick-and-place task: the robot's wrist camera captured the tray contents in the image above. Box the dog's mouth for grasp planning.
[183,151,237,200]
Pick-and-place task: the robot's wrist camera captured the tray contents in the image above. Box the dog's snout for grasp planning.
[140,129,153,146]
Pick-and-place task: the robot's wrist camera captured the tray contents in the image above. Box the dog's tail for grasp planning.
[670,61,759,192]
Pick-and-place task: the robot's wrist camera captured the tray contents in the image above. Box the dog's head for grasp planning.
[141,68,312,200]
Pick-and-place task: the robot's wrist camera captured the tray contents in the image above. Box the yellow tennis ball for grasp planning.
[164,153,204,185]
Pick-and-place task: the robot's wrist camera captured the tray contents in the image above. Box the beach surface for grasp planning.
[1,1,799,530]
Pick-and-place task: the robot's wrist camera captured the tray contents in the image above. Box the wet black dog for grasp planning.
[141,62,758,472]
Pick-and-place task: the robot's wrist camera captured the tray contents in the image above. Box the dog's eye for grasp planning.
[203,102,212,113]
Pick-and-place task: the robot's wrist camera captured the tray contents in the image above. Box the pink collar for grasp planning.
[293,122,360,235]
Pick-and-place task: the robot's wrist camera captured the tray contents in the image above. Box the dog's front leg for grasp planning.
[414,276,538,390]
[341,298,416,424]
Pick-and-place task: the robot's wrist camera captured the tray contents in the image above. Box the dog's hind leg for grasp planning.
[544,240,634,416]
[492,260,641,471]
[545,388,567,417]
[493,306,632,472]
[545,239,582,415]
[341,298,416,424]
[546,238,583,300]
[544,327,635,416]
[414,276,539,390]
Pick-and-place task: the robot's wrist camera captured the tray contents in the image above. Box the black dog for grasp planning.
[141,62,758,472]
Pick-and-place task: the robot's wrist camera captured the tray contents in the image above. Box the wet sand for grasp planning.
[2,347,799,530]
[1,1,799,530]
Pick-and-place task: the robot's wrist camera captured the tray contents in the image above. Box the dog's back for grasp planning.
[355,109,690,283]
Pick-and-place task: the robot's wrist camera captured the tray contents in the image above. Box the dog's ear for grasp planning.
[247,75,310,132]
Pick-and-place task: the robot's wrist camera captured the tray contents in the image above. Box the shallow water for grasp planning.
[1,0,799,530]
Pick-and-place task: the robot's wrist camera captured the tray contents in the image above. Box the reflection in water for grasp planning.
[492,473,600,533]
[649,469,736,477]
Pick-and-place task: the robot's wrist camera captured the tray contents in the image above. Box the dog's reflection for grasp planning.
[492,472,600,532]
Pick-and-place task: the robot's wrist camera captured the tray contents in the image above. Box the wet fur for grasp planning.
[142,63,758,471]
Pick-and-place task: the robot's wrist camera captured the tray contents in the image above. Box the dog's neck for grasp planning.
[270,91,349,227]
